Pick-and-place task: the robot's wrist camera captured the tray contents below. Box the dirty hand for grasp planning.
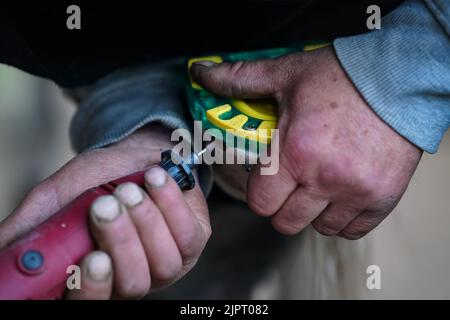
[0,125,210,298]
[191,46,421,239]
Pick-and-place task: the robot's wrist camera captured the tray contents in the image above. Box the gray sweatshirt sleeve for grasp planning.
[69,57,214,196]
[70,57,190,153]
[334,0,450,153]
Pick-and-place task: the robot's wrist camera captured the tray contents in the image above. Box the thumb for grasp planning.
[0,151,136,248]
[190,58,285,99]
[0,178,59,248]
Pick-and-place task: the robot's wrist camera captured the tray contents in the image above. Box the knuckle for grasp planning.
[111,232,136,250]
[339,228,365,240]
[356,175,379,199]
[317,156,360,191]
[340,213,384,240]
[178,228,201,261]
[152,258,182,285]
[317,158,378,200]
[205,224,212,240]
[248,197,271,216]
[247,186,275,216]
[272,55,297,88]
[271,215,304,235]
[229,61,255,96]
[133,201,160,223]
[199,219,212,243]
[228,60,278,96]
[133,213,158,233]
[154,186,179,207]
[28,181,50,197]
[284,133,314,169]
[227,61,247,94]
[229,60,250,78]
[312,220,340,236]
[27,178,58,207]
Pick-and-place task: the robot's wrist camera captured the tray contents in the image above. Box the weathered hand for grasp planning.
[0,125,210,298]
[191,46,421,239]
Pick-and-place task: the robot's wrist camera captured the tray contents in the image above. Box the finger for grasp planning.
[114,182,182,288]
[90,195,151,298]
[0,180,58,247]
[66,251,113,300]
[312,203,361,236]
[144,167,209,267]
[180,182,211,238]
[0,151,147,248]
[190,59,282,99]
[247,155,297,217]
[271,187,328,235]
[338,210,389,240]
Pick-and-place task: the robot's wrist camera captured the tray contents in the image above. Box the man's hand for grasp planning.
[191,46,421,239]
[0,124,210,298]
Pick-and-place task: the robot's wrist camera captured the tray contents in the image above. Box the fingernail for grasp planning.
[91,195,121,223]
[192,60,218,68]
[145,167,166,189]
[114,182,144,207]
[86,251,112,282]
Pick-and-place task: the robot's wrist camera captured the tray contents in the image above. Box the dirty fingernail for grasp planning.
[145,167,166,188]
[91,195,121,223]
[86,251,112,282]
[114,182,144,207]
[192,60,218,68]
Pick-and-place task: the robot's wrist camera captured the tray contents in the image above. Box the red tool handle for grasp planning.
[0,170,146,299]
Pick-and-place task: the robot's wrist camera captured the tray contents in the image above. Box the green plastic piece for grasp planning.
[186,43,327,151]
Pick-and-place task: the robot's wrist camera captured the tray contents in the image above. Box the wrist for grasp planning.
[112,123,175,151]
[103,124,177,171]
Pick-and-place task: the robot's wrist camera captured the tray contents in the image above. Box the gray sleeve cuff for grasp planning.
[70,57,190,153]
[69,57,215,197]
[333,0,450,153]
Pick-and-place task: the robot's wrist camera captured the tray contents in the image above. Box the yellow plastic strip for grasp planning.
[206,105,276,143]
[232,99,277,121]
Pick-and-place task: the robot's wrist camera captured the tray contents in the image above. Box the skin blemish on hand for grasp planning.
[330,73,338,82]
[329,102,339,109]
[333,134,339,142]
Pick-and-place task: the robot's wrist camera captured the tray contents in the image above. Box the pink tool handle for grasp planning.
[0,170,146,299]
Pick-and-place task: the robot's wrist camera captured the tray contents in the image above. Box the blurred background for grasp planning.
[0,65,449,299]
[0,65,74,215]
